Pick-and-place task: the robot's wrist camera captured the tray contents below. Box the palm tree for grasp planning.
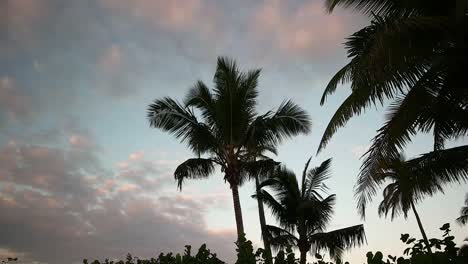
[457,193,468,225]
[318,0,468,217]
[374,154,445,252]
[258,158,365,264]
[242,140,279,264]
[147,57,311,238]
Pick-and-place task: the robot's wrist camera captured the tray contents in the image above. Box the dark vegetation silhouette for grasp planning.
[456,193,468,225]
[147,57,311,239]
[318,0,468,218]
[257,158,365,264]
[374,153,460,253]
[83,224,467,264]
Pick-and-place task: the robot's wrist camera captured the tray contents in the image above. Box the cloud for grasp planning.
[99,0,217,34]
[0,77,32,122]
[250,0,365,60]
[0,141,237,264]
[115,151,177,192]
[0,0,47,58]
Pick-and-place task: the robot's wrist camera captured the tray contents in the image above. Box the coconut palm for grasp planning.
[318,0,468,217]
[457,193,468,225]
[147,57,311,238]
[375,154,444,252]
[242,141,278,264]
[258,158,365,264]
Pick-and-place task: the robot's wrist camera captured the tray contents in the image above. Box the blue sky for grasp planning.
[0,1,466,263]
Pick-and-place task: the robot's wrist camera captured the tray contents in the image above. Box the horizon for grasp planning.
[0,1,467,264]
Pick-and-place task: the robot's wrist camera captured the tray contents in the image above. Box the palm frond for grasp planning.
[301,157,313,197]
[404,145,468,185]
[213,56,259,145]
[174,158,216,190]
[309,224,366,262]
[240,159,280,183]
[320,61,354,105]
[304,158,332,200]
[317,91,372,153]
[324,0,447,17]
[318,15,448,153]
[355,69,444,218]
[257,190,286,221]
[252,100,311,148]
[266,225,299,250]
[147,97,218,154]
[184,80,217,127]
[300,195,336,233]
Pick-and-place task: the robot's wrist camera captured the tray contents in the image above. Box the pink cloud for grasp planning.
[251,0,363,58]
[69,134,96,151]
[117,183,140,193]
[0,77,32,121]
[100,0,215,33]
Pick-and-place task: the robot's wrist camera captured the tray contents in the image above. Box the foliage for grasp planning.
[82,244,225,264]
[319,0,468,219]
[235,234,256,264]
[365,224,468,264]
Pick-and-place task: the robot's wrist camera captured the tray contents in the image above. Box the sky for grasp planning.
[0,1,467,263]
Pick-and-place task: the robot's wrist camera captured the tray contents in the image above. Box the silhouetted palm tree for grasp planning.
[242,141,278,264]
[457,193,468,225]
[258,158,365,264]
[375,154,446,252]
[147,57,311,238]
[318,0,468,217]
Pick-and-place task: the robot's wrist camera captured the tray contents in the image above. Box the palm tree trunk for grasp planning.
[410,201,432,253]
[231,184,245,237]
[255,175,272,264]
[299,250,307,264]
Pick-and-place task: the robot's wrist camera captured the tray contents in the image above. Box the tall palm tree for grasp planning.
[147,57,311,238]
[318,0,468,217]
[243,144,277,264]
[258,158,365,264]
[457,193,468,225]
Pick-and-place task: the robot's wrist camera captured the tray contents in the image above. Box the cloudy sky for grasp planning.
[1,1,467,263]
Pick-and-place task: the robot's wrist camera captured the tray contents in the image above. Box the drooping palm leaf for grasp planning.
[309,224,366,261]
[147,97,218,155]
[174,158,216,190]
[266,225,299,250]
[317,15,446,153]
[240,159,280,183]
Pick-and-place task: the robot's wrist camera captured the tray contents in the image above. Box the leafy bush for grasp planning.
[366,224,468,264]
[82,224,467,264]
[83,244,225,264]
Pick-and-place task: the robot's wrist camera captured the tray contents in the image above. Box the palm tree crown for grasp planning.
[147,57,311,238]
[258,158,365,264]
